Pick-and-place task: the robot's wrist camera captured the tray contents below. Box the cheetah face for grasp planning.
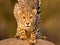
[20,9,37,31]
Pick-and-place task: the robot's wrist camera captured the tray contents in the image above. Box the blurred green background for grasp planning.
[0,0,17,40]
[0,0,60,45]
[41,0,60,45]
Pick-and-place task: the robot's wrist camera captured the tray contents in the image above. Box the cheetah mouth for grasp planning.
[26,26,29,27]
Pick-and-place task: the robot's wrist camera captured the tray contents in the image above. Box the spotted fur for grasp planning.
[14,0,41,45]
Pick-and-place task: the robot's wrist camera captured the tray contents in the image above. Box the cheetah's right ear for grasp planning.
[32,9,37,15]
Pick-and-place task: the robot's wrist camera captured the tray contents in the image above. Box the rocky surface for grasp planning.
[0,38,55,45]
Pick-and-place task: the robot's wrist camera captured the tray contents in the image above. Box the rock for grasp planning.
[0,38,55,45]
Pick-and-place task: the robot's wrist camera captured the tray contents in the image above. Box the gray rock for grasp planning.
[0,38,55,45]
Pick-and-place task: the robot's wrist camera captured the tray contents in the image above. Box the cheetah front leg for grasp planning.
[15,29,27,40]
[20,29,27,40]
[29,32,36,45]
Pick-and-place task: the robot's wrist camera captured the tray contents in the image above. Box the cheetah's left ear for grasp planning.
[32,9,37,15]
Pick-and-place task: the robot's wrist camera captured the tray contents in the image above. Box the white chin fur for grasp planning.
[26,27,30,29]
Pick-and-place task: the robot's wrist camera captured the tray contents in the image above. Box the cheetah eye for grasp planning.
[30,16,33,19]
[22,16,25,19]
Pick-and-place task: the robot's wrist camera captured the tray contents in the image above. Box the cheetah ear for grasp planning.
[32,9,37,15]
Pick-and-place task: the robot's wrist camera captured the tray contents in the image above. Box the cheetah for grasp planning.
[14,0,41,45]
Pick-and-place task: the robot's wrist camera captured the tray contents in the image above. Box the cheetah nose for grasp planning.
[26,23,29,25]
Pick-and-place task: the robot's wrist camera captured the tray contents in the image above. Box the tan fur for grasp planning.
[14,0,41,45]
